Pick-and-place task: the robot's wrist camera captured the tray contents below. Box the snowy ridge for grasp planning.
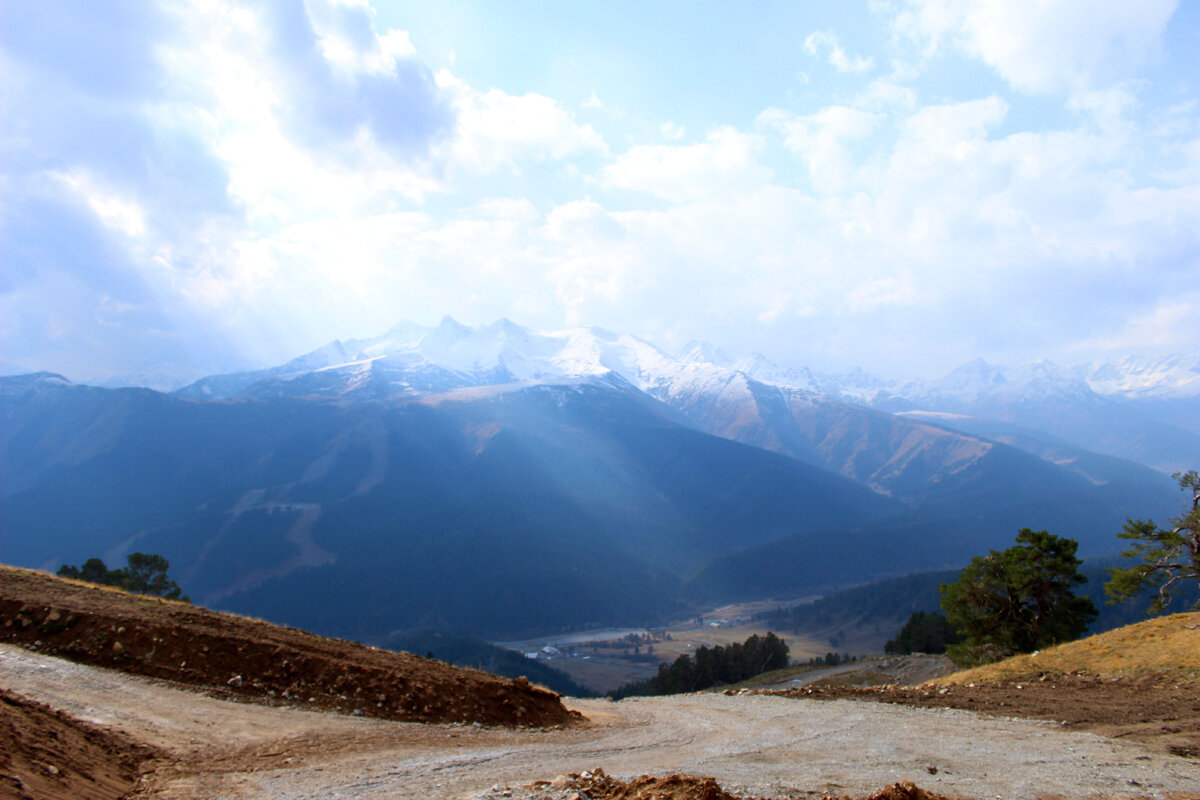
[172,316,1199,409]
[1070,354,1200,399]
[207,316,739,402]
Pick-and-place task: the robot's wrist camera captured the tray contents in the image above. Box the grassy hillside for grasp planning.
[940,611,1200,684]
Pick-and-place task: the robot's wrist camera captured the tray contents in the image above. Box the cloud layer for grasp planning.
[2,0,1197,383]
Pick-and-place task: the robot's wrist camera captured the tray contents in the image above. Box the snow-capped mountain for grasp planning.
[173,316,1200,408]
[171,316,1198,475]
[179,316,731,403]
[1070,354,1200,400]
[169,319,1080,500]
[835,358,1200,474]
[886,359,1105,411]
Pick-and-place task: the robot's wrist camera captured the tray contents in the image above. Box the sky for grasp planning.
[2,0,1199,385]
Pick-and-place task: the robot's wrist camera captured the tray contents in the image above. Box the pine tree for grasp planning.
[941,529,1096,664]
[1106,470,1200,614]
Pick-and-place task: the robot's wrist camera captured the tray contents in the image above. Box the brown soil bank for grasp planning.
[499,769,964,800]
[0,688,156,800]
[0,565,577,728]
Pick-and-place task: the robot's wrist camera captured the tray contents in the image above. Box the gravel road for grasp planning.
[2,644,1197,799]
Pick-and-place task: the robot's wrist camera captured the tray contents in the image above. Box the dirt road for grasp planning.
[2,645,1197,800]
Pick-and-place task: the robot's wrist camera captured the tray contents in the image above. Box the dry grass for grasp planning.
[0,565,154,600]
[937,611,1200,685]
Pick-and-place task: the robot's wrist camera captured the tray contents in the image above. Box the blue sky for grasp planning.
[2,0,1198,385]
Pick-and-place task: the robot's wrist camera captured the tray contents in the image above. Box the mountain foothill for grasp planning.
[1,317,1195,642]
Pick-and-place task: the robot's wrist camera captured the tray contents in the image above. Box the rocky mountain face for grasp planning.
[1,318,1191,640]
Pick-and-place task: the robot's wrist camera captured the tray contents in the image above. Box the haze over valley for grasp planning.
[3,317,1194,648]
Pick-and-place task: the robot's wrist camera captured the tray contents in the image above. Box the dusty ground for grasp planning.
[4,570,1200,800]
[765,672,1200,759]
[762,614,1200,760]
[0,566,574,727]
[3,644,1199,800]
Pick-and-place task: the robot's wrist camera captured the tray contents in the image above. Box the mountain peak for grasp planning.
[485,317,527,338]
[678,340,734,368]
[434,315,471,334]
[0,371,77,398]
[381,319,427,339]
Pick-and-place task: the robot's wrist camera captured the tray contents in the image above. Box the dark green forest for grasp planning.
[609,632,789,699]
[884,611,962,655]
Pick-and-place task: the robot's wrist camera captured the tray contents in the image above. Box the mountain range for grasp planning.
[169,317,1200,476]
[1,317,1195,641]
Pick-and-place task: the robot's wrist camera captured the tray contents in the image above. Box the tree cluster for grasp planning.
[609,632,789,699]
[57,553,187,601]
[884,611,963,655]
[803,652,857,667]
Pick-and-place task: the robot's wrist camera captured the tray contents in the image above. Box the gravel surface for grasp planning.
[3,644,1197,800]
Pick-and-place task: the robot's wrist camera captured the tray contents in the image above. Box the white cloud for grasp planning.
[1071,292,1200,354]
[598,127,768,202]
[898,96,1008,163]
[303,0,417,76]
[436,70,607,173]
[760,106,881,192]
[803,30,875,73]
[2,0,1197,381]
[49,170,147,238]
[897,0,1178,94]
[660,122,686,141]
[847,275,918,313]
[856,76,918,113]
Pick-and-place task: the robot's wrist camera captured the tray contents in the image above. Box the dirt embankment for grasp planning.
[0,566,577,728]
[0,687,156,800]
[487,768,963,800]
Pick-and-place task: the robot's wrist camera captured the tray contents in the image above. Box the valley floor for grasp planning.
[3,644,1197,800]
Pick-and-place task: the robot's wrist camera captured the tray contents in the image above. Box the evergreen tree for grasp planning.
[941,529,1096,664]
[1106,470,1200,613]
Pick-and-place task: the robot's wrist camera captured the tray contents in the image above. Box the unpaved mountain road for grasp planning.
[2,645,1198,800]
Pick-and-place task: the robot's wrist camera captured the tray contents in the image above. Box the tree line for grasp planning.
[57,553,188,601]
[609,632,789,699]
